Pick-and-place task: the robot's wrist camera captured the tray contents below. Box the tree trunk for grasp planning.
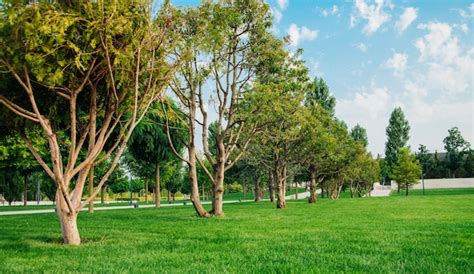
[145,177,148,203]
[188,146,209,217]
[155,162,160,208]
[309,171,317,204]
[254,177,261,202]
[56,191,80,245]
[210,136,226,217]
[405,183,409,196]
[100,185,104,204]
[295,182,298,200]
[88,164,94,213]
[268,170,275,202]
[321,183,324,198]
[23,175,28,206]
[276,166,287,209]
[397,182,400,193]
[167,187,171,203]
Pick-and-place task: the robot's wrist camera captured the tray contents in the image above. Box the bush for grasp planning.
[226,182,243,193]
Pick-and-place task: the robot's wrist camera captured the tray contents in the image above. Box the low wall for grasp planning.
[391,178,474,190]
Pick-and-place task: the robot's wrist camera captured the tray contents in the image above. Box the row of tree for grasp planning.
[0,0,410,246]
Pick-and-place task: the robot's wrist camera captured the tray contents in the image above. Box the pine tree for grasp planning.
[384,107,410,183]
[304,77,336,116]
[350,124,368,148]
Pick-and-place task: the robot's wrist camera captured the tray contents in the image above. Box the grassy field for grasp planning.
[391,187,474,196]
[0,191,473,272]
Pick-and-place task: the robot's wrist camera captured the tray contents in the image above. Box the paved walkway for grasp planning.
[0,200,254,216]
[285,190,321,200]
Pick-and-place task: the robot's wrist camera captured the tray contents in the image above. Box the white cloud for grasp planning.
[353,0,391,35]
[384,52,408,75]
[272,8,283,23]
[277,0,288,10]
[350,15,357,28]
[395,7,418,34]
[287,24,318,47]
[322,5,339,17]
[356,42,369,52]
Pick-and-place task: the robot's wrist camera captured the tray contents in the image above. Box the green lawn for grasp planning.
[0,192,473,272]
[391,187,474,196]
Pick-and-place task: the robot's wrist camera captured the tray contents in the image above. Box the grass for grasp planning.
[0,190,473,272]
[390,187,474,196]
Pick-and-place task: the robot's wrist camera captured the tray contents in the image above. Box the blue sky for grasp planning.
[168,0,474,156]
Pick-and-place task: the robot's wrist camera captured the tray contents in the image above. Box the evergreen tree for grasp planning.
[304,77,336,116]
[443,127,470,178]
[350,124,368,148]
[384,107,410,181]
[416,144,434,178]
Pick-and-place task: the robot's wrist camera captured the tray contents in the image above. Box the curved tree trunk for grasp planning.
[155,162,160,208]
[188,147,210,217]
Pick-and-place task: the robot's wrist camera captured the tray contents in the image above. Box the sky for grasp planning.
[167,0,474,156]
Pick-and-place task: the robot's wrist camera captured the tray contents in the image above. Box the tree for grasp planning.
[350,124,368,148]
[416,144,434,178]
[196,0,278,216]
[384,107,410,185]
[304,77,336,116]
[127,101,184,208]
[443,127,470,178]
[0,1,179,245]
[391,148,422,196]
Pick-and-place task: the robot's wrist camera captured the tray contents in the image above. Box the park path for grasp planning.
[285,190,321,200]
[0,200,253,216]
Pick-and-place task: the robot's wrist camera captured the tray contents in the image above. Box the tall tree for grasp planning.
[391,147,422,196]
[0,1,178,245]
[350,124,368,148]
[443,127,470,178]
[197,0,277,216]
[384,107,410,183]
[127,101,184,208]
[304,77,336,116]
[416,144,434,178]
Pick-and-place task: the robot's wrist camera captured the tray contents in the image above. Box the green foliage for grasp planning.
[391,147,422,194]
[443,127,470,178]
[225,182,243,193]
[304,76,336,116]
[350,124,368,148]
[384,107,410,179]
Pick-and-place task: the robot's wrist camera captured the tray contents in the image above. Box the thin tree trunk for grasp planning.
[254,177,261,202]
[88,164,94,212]
[23,175,28,206]
[155,162,160,208]
[309,171,317,204]
[406,183,409,196]
[145,177,148,203]
[295,182,298,200]
[321,183,324,198]
[269,170,275,202]
[167,187,171,203]
[100,185,104,204]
